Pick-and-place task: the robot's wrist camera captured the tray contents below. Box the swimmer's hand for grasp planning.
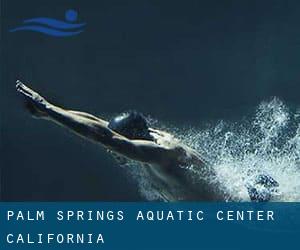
[16,80,49,118]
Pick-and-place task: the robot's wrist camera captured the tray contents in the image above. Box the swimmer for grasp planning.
[16,80,278,201]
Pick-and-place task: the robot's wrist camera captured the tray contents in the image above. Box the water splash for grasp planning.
[123,98,300,201]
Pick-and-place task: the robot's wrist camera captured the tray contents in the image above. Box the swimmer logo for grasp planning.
[9,9,85,37]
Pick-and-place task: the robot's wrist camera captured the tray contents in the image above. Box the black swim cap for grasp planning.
[108,111,153,140]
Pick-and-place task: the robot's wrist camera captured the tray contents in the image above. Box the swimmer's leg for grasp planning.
[16,81,49,118]
[16,81,192,165]
[17,80,107,122]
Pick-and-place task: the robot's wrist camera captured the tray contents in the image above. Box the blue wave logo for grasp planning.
[9,9,85,37]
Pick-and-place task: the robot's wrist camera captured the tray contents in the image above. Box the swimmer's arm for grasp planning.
[110,137,176,164]
[16,81,173,164]
[16,81,111,141]
[47,107,173,163]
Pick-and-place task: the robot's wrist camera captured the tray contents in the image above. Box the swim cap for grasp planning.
[108,111,153,141]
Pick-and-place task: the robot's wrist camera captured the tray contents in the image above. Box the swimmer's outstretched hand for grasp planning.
[16,80,49,118]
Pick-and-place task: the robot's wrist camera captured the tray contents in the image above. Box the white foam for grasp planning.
[124,98,300,201]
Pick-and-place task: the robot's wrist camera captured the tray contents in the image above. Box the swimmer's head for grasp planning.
[108,111,153,141]
[246,174,279,202]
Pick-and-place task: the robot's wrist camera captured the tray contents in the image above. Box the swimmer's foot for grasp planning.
[246,174,279,202]
[16,80,49,118]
